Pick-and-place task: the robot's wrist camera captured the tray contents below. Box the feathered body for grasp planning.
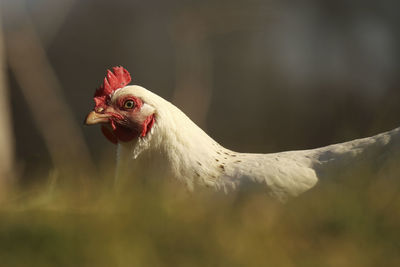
[86,67,400,201]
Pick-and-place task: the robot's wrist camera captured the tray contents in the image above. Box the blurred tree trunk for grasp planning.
[4,0,95,187]
[171,5,264,129]
[172,10,213,129]
[0,10,15,196]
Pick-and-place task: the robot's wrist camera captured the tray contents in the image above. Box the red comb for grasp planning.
[94,66,131,109]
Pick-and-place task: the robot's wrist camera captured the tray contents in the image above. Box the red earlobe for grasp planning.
[141,114,155,137]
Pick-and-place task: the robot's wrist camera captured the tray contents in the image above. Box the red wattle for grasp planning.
[101,125,118,144]
[114,125,138,142]
[101,114,155,144]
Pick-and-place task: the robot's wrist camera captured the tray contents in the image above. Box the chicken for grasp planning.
[85,66,400,201]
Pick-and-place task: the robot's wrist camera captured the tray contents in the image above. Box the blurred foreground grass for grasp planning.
[1,168,400,267]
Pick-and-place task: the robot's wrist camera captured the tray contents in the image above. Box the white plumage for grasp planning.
[109,85,400,201]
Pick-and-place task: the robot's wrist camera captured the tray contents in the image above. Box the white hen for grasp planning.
[85,67,400,201]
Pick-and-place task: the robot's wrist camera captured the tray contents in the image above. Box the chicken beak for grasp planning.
[84,111,110,125]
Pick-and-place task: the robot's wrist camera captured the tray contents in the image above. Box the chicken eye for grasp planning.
[123,100,135,109]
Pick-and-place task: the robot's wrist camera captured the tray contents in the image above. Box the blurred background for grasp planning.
[1,0,400,266]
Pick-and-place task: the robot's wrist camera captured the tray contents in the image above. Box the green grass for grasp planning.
[1,169,400,267]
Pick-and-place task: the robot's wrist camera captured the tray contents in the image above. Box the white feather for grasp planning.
[113,85,400,201]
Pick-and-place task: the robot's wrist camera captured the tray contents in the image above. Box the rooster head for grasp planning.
[85,66,155,144]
